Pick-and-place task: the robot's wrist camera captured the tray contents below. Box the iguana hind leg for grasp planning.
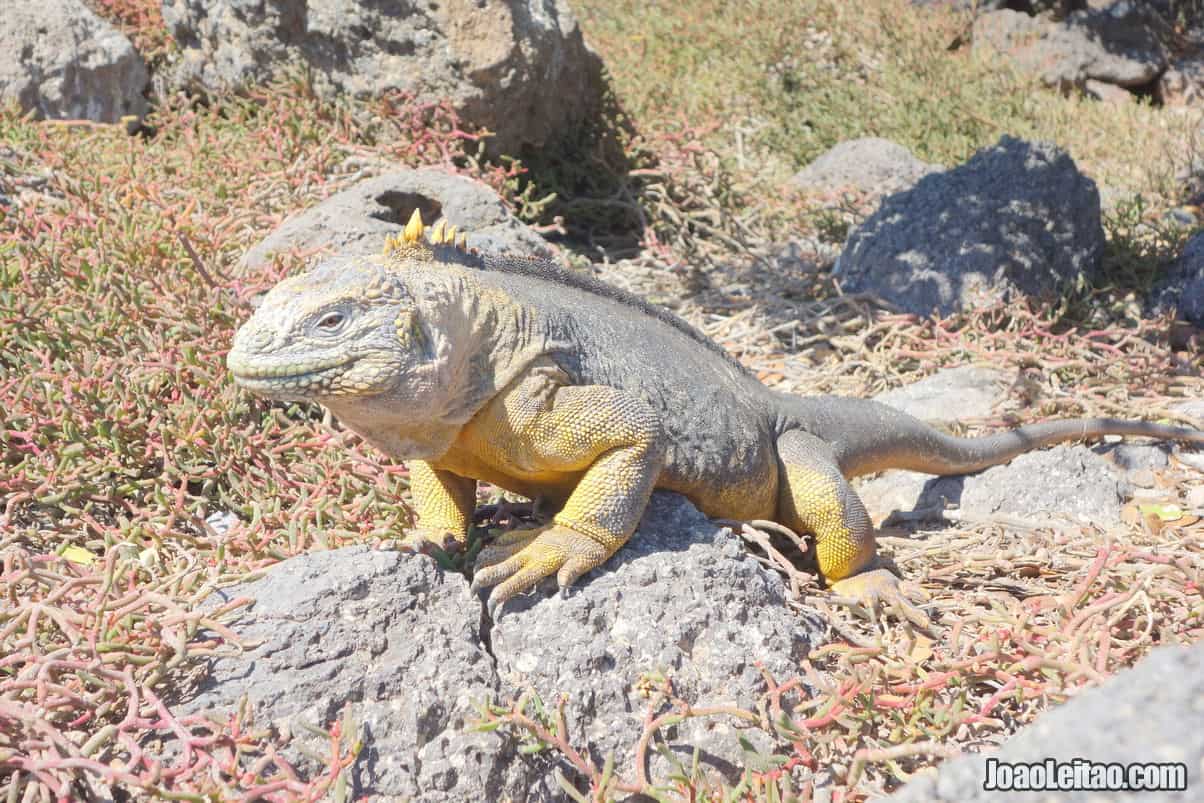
[467,369,666,615]
[775,429,929,626]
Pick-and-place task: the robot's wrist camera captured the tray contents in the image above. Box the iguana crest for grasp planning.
[382,209,468,258]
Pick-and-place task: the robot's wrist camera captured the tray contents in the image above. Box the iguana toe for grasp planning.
[472,527,544,567]
[472,524,609,615]
[830,568,931,629]
[398,527,464,554]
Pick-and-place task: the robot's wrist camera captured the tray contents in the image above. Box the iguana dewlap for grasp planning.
[228,211,1204,622]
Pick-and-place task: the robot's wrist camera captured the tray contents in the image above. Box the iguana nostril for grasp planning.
[250,327,274,350]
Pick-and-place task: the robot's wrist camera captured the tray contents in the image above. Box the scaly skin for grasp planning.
[228,210,1204,623]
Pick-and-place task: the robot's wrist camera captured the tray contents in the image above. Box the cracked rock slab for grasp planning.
[176,546,545,802]
[886,640,1204,802]
[490,492,827,786]
[178,494,823,797]
[857,444,1129,527]
[240,168,554,273]
[873,366,1005,424]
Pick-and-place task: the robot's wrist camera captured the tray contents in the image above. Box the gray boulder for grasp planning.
[886,640,1204,802]
[865,367,1164,525]
[241,169,553,272]
[1084,77,1134,102]
[1180,156,1204,209]
[1102,442,1171,473]
[179,494,824,797]
[913,1,1078,16]
[1159,52,1204,106]
[1065,4,1172,86]
[1173,400,1204,472]
[490,492,826,787]
[176,546,546,801]
[1174,399,1204,423]
[834,135,1104,316]
[910,0,1006,11]
[873,366,1005,424]
[0,0,147,122]
[857,444,1129,527]
[1150,232,1204,326]
[161,0,603,155]
[973,6,1169,91]
[790,138,941,202]
[1029,0,1083,16]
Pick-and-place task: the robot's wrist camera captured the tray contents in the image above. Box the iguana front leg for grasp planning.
[402,460,476,552]
[467,367,666,615]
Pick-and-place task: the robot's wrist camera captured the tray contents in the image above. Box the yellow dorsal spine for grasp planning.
[381,209,471,257]
[403,208,425,242]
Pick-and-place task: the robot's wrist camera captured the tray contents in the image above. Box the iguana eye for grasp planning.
[316,311,346,332]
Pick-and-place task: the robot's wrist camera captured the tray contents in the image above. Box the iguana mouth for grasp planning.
[227,354,356,393]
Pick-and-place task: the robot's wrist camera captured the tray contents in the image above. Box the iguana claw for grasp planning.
[398,527,464,554]
[830,568,932,629]
[471,523,609,617]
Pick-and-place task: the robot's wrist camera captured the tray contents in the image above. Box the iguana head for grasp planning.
[227,211,497,458]
[229,210,471,399]
[227,256,417,402]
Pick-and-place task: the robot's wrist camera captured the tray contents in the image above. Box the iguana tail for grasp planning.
[783,395,1204,478]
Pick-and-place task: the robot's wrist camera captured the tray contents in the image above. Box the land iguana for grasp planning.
[227,210,1204,623]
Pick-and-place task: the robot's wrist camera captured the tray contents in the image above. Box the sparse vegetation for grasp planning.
[3,0,1202,800]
